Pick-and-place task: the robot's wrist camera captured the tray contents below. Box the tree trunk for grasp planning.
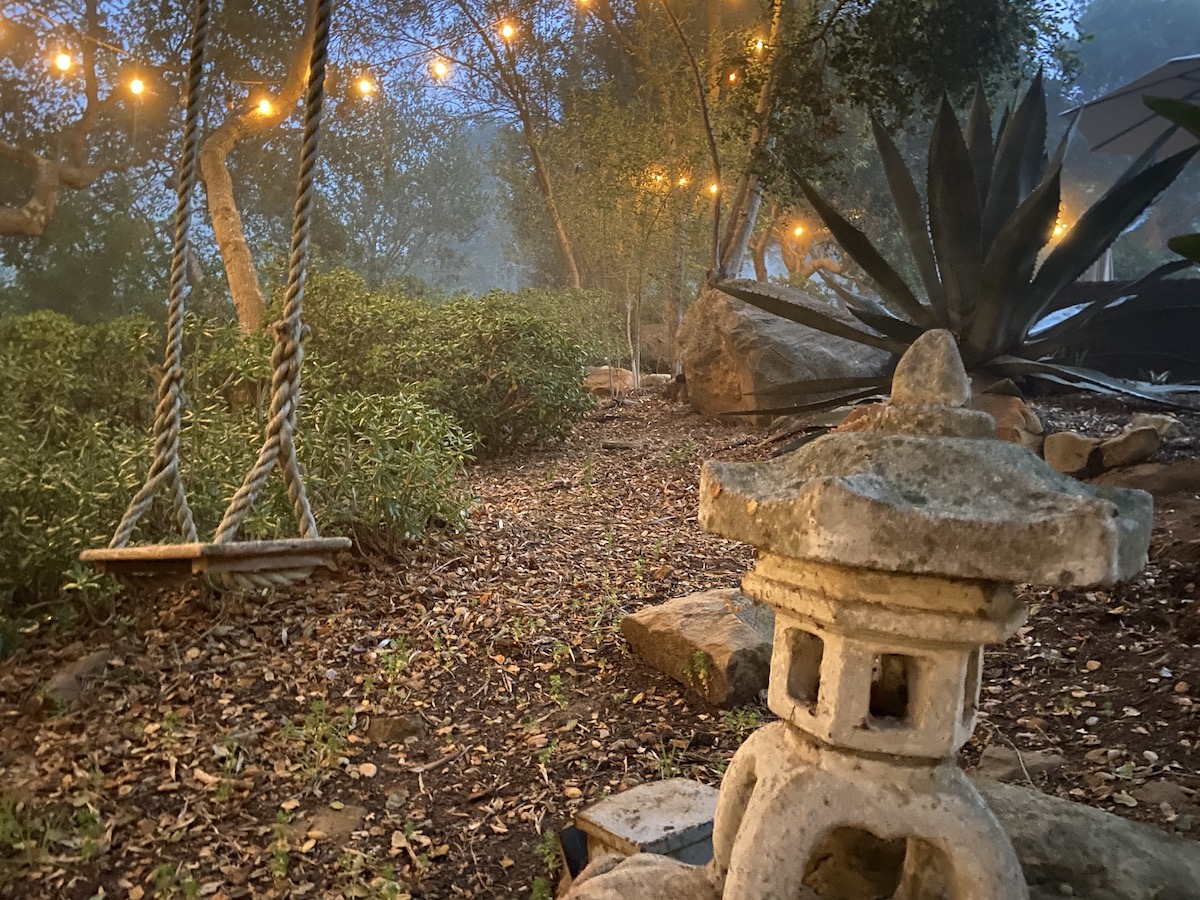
[199,0,315,332]
[524,130,584,289]
[716,0,786,280]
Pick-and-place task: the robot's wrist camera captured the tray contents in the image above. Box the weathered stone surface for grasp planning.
[620,590,772,708]
[974,745,1066,782]
[891,329,970,408]
[1091,458,1200,495]
[565,852,721,900]
[1129,412,1185,440]
[367,714,426,744]
[575,778,719,863]
[677,284,891,417]
[583,366,636,398]
[700,431,1152,586]
[977,778,1200,900]
[973,393,1045,453]
[1100,426,1160,469]
[1044,431,1100,474]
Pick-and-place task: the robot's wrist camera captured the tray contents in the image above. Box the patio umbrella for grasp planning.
[1067,53,1200,156]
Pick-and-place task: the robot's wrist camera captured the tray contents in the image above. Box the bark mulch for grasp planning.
[1,394,1197,899]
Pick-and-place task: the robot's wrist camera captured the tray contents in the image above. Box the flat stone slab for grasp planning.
[621,590,772,708]
[574,778,720,864]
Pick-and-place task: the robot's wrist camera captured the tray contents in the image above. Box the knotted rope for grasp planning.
[109,0,209,549]
[213,0,333,562]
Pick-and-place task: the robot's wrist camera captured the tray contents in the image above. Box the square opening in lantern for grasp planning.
[868,653,914,725]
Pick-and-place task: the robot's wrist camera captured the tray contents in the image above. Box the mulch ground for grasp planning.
[2,393,1198,899]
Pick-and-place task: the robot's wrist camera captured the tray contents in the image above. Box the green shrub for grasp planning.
[0,270,591,618]
[0,393,472,614]
[301,273,593,456]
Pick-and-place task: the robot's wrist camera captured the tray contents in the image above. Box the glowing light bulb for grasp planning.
[432,59,449,79]
[709,183,719,195]
[728,71,738,83]
[793,225,804,237]
[677,176,689,187]
[129,78,145,95]
[257,98,273,115]
[500,22,515,40]
[54,52,73,72]
[357,77,375,95]
[755,39,764,52]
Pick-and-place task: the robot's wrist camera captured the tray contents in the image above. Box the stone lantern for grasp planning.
[566,331,1152,900]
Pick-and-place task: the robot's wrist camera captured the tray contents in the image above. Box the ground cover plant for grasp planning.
[0,275,592,624]
[721,76,1200,411]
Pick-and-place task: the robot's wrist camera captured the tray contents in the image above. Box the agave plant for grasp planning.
[1146,95,1200,266]
[719,75,1199,412]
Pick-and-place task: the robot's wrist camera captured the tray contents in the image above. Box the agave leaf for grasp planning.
[1169,233,1200,264]
[717,280,908,354]
[720,386,888,417]
[747,375,892,399]
[965,83,994,206]
[964,167,1062,362]
[847,308,927,344]
[1112,126,1183,189]
[816,269,905,321]
[985,356,1184,407]
[1023,260,1191,354]
[1023,144,1199,333]
[982,73,1047,246]
[1145,95,1200,138]
[870,113,947,325]
[796,179,931,327]
[927,96,983,332]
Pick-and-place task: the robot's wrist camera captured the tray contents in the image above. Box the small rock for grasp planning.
[974,745,1066,782]
[367,714,426,744]
[1099,426,1159,469]
[1174,814,1195,833]
[1085,716,1100,727]
[620,590,772,708]
[1132,780,1195,809]
[41,648,111,708]
[583,366,636,399]
[1129,413,1184,440]
[1044,431,1100,475]
[972,393,1044,453]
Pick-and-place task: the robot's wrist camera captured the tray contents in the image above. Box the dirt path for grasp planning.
[2,396,1197,898]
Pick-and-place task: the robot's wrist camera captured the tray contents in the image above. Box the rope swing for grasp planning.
[81,0,350,590]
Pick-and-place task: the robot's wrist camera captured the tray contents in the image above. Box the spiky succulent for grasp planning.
[1147,96,1200,266]
[720,75,1199,411]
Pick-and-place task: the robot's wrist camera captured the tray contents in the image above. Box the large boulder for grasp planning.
[677,284,892,417]
[977,778,1200,900]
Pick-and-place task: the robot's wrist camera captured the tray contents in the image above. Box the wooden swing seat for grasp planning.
[81,537,351,582]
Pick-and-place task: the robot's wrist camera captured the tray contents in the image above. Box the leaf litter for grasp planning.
[1,393,1197,898]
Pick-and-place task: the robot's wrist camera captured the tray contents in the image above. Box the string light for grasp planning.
[53,50,72,71]
[1053,220,1068,238]
[709,183,719,195]
[677,176,689,187]
[357,76,375,95]
[256,97,273,115]
[754,39,764,52]
[793,225,804,237]
[500,22,515,41]
[431,58,449,79]
[728,71,738,83]
[129,76,144,95]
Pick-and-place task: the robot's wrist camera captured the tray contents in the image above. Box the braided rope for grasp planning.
[213,0,332,545]
[109,0,209,549]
